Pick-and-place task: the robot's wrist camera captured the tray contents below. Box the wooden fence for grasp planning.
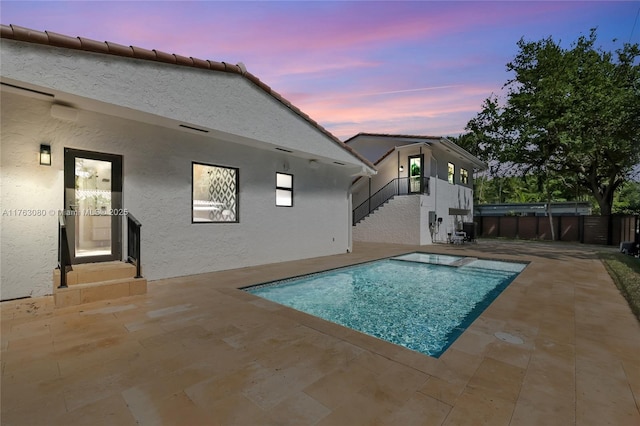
[475,215,639,246]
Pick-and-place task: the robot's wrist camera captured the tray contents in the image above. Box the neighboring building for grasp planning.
[0,25,375,300]
[346,133,486,245]
[475,202,593,217]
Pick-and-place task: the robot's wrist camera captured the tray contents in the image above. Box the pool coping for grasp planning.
[239,250,532,362]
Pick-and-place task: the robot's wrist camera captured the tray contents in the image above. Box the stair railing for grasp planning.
[353,177,430,225]
[127,213,142,278]
[57,213,72,288]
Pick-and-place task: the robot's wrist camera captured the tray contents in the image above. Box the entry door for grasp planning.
[64,148,123,264]
[408,155,424,194]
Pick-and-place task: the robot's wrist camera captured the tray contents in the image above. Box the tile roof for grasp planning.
[343,132,444,144]
[0,24,375,171]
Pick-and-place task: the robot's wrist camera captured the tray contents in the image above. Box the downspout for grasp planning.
[368,176,372,219]
[419,145,423,193]
[347,191,352,252]
[435,155,438,242]
[397,149,403,195]
[432,153,438,242]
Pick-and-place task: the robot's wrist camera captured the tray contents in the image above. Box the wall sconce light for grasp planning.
[39,144,51,166]
[399,165,404,172]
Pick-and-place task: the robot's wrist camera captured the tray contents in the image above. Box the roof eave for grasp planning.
[439,137,487,170]
[0,24,375,172]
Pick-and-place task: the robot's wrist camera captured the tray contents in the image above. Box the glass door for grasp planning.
[408,154,424,194]
[64,148,123,263]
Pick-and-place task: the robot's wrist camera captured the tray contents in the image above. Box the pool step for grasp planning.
[390,254,524,274]
[391,254,478,267]
[450,257,478,267]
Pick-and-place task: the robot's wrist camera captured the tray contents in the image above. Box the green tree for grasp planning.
[466,29,640,216]
[613,181,640,215]
[449,134,582,209]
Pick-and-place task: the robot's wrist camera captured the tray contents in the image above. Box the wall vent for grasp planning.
[179,124,209,133]
[1,82,54,98]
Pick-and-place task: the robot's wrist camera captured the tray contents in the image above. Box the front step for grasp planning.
[53,261,137,286]
[53,261,147,308]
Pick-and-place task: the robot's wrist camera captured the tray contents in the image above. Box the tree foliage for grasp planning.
[613,181,640,215]
[471,175,578,205]
[466,29,640,215]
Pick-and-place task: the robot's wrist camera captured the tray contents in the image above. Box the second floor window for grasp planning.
[460,168,469,185]
[447,162,455,184]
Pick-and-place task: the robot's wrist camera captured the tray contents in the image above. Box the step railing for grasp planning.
[353,177,430,225]
[57,213,72,288]
[127,212,142,278]
[57,211,143,284]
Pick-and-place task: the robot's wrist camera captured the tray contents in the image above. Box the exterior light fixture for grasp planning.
[399,165,404,172]
[39,144,51,166]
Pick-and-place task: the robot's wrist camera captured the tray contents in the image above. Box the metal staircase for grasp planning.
[353,177,430,225]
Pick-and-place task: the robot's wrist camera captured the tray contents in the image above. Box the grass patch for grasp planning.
[599,252,640,322]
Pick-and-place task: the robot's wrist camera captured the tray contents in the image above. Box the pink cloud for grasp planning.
[290,82,498,139]
[2,0,630,142]
[269,58,382,77]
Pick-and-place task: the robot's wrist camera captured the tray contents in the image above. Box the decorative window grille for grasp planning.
[192,162,239,223]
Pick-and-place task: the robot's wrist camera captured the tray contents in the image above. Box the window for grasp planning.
[447,162,455,184]
[276,172,293,207]
[460,168,469,185]
[192,162,238,223]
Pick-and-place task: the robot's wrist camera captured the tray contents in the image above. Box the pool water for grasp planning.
[246,253,526,358]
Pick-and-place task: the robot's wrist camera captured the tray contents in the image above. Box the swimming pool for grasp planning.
[245,253,526,357]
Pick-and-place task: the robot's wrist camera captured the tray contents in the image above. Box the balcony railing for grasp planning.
[353,177,430,225]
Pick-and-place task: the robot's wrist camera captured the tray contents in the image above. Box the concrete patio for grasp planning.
[2,240,639,425]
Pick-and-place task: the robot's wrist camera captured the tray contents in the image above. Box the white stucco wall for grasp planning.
[1,39,371,171]
[344,135,400,164]
[421,177,474,244]
[1,92,354,300]
[352,177,474,246]
[352,195,424,245]
[352,145,428,208]
[349,134,479,246]
[429,149,475,189]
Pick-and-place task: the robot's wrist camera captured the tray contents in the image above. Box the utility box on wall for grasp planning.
[428,211,437,228]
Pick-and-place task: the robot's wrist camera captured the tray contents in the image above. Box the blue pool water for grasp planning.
[246,253,526,357]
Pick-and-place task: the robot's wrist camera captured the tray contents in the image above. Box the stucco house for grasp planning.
[0,25,376,302]
[347,133,486,245]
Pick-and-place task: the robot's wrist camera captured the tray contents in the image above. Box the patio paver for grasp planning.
[1,240,639,425]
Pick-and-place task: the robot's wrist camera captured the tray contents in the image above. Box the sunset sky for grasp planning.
[2,1,638,140]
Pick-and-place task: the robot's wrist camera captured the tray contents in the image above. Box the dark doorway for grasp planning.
[64,148,123,263]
